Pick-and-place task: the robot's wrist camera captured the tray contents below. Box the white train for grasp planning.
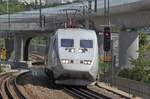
[46,28,99,86]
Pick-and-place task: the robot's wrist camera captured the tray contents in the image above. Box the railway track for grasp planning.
[0,51,133,99]
[63,87,112,99]
[31,52,44,60]
[95,83,131,99]
[30,52,45,65]
[0,68,133,99]
[0,72,26,99]
[30,52,44,61]
[63,85,133,99]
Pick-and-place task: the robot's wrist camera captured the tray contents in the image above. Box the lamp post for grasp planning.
[39,0,42,28]
[108,0,110,25]
[7,0,10,29]
[94,0,97,12]
[104,0,110,25]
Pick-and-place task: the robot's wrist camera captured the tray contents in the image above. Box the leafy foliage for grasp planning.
[98,61,109,75]
[0,1,67,15]
[31,36,47,45]
[0,1,28,14]
[119,32,150,83]
[139,32,148,47]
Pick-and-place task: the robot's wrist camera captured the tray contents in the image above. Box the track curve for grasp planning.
[0,72,27,99]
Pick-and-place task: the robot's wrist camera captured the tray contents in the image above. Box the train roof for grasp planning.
[56,28,97,39]
[57,28,95,33]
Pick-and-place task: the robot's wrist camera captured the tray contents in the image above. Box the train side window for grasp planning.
[61,39,74,47]
[80,40,93,48]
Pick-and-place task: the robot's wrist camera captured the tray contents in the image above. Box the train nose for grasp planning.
[56,71,94,81]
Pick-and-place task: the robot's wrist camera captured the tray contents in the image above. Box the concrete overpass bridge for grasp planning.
[1,0,150,32]
[0,0,150,67]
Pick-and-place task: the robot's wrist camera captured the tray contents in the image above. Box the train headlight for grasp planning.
[78,48,88,53]
[65,60,69,64]
[70,48,75,53]
[78,49,83,53]
[84,61,88,64]
[81,60,92,65]
[66,48,75,53]
[61,59,73,64]
[61,59,66,64]
[87,61,92,65]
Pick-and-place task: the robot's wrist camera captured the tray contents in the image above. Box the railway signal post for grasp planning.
[103,26,111,52]
[1,48,7,62]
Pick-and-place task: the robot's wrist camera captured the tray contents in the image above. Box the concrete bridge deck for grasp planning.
[0,0,150,33]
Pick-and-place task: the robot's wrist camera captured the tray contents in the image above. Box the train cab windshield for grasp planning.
[61,39,74,47]
[80,40,93,48]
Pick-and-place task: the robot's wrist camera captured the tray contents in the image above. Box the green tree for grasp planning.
[139,32,148,47]
[0,1,28,14]
[99,61,109,74]
[119,32,150,83]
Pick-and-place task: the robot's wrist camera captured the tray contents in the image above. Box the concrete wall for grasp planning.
[5,39,14,59]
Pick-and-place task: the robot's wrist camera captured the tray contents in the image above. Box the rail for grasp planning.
[64,87,114,99]
[0,71,29,99]
[95,83,131,99]
[14,71,30,98]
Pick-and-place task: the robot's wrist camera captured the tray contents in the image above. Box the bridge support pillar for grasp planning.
[24,37,32,61]
[5,38,14,60]
[119,31,139,68]
[14,35,25,62]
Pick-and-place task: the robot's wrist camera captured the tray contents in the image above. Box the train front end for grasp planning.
[54,29,99,86]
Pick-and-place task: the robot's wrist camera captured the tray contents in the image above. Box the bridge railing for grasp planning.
[0,12,85,32]
[0,14,67,31]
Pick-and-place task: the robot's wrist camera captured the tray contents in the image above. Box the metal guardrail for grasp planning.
[100,75,150,99]
[115,77,150,99]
